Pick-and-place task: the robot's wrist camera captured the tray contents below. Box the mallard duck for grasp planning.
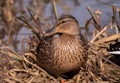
[36,15,88,78]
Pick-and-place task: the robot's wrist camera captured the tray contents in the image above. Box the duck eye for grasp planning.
[56,20,66,26]
[61,20,66,24]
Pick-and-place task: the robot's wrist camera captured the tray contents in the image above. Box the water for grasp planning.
[16,0,120,50]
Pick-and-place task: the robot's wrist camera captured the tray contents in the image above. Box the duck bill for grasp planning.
[44,31,57,37]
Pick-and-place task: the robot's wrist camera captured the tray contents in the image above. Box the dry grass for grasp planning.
[0,0,120,83]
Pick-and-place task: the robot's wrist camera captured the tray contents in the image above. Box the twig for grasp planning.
[112,4,120,33]
[76,75,80,83]
[98,53,120,69]
[4,77,24,83]
[27,6,45,35]
[52,0,58,20]
[0,47,23,60]
[44,31,56,37]
[86,6,101,31]
[90,26,108,43]
[112,4,117,23]
[8,17,15,46]
[94,33,120,44]
[17,16,38,34]
[27,7,41,28]
[17,16,40,42]
[23,55,57,81]
[84,18,92,34]
[28,77,35,83]
[89,47,120,81]
[119,10,120,20]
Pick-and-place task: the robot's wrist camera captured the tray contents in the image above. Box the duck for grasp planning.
[36,15,88,78]
[107,42,120,65]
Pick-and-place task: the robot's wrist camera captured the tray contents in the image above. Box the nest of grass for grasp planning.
[0,4,120,83]
[1,37,120,83]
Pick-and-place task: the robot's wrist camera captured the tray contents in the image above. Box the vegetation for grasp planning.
[0,0,120,83]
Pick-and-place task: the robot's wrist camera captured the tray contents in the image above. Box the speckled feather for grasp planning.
[36,15,88,77]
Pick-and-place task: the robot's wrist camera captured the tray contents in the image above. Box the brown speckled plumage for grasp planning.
[36,15,88,77]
